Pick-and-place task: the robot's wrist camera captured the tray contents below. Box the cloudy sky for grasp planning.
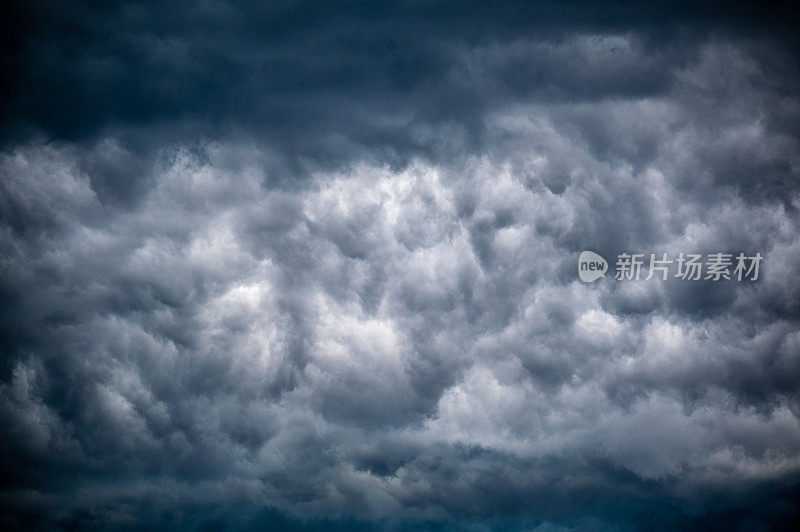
[1,1,800,530]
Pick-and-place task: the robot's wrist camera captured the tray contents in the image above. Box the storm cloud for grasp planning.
[1,1,800,530]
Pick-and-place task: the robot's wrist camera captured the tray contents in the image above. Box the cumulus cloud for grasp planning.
[1,1,799,530]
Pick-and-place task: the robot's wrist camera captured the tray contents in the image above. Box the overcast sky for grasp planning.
[1,1,800,530]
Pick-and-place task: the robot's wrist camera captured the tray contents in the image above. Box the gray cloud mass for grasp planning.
[1,1,800,530]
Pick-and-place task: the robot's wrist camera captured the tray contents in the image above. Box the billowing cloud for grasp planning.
[1,1,799,530]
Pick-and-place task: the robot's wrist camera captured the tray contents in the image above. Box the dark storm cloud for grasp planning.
[1,1,800,530]
[2,2,798,187]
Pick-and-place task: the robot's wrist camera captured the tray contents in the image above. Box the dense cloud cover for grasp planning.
[1,1,800,530]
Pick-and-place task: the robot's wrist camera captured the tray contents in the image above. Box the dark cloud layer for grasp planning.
[1,1,800,530]
[2,2,798,181]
